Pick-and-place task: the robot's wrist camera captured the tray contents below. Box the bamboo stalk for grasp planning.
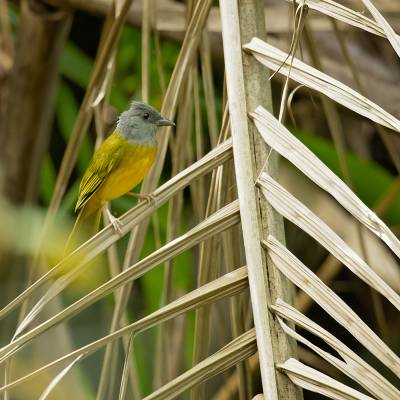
[191,108,228,399]
[141,0,150,103]
[191,66,206,219]
[200,30,218,148]
[154,74,193,387]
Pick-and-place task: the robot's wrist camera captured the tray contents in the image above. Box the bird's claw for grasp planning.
[128,192,157,207]
[105,208,123,234]
[110,215,123,234]
[140,193,156,206]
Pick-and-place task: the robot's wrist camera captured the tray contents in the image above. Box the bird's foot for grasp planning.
[105,208,123,235]
[128,192,156,206]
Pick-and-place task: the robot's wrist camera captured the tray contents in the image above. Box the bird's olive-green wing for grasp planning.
[75,135,125,212]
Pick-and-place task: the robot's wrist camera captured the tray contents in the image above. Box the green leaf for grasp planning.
[60,42,93,88]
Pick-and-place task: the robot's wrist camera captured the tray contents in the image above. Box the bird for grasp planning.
[65,101,174,252]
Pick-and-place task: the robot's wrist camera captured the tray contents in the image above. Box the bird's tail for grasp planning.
[64,206,102,256]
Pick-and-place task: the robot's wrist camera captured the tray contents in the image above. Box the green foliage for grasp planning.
[61,42,93,88]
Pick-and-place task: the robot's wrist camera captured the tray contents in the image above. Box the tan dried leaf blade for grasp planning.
[265,235,400,378]
[252,106,400,260]
[0,267,249,393]
[288,0,400,39]
[258,172,400,312]
[244,39,400,132]
[272,299,400,400]
[278,358,375,400]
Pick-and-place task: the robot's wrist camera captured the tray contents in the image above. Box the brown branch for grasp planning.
[32,1,307,37]
[0,0,71,203]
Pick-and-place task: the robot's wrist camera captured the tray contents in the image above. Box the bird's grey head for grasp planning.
[117,101,174,144]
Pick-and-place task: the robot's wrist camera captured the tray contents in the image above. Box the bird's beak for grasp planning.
[156,118,175,127]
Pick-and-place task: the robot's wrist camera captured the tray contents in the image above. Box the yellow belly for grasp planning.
[97,143,157,203]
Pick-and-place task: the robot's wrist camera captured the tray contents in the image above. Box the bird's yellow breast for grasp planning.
[97,140,157,202]
[75,131,158,218]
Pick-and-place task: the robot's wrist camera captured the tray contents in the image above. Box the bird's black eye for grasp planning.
[143,112,150,120]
